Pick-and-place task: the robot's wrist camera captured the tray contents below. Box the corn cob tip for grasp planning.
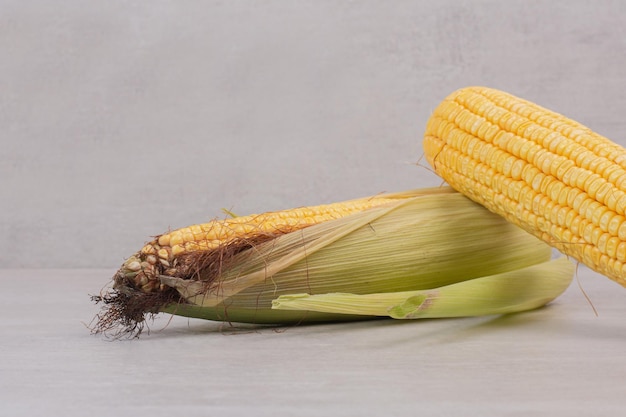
[91,234,277,337]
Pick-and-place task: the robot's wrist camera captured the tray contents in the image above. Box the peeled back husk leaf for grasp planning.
[271,257,574,318]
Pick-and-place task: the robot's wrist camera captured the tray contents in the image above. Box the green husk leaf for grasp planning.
[271,257,574,318]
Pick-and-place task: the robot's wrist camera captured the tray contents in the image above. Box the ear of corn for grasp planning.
[423,86,626,287]
[100,188,572,330]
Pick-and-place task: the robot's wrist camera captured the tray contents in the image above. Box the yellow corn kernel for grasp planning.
[423,86,626,287]
[157,196,397,256]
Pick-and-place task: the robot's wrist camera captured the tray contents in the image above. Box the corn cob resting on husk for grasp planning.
[92,187,574,336]
[423,86,626,288]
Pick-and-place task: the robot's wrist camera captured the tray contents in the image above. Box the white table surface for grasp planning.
[1,266,625,417]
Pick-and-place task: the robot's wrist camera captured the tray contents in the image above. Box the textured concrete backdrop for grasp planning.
[2,0,626,268]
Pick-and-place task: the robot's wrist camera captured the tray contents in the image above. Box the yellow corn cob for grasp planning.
[117,194,400,294]
[423,86,626,287]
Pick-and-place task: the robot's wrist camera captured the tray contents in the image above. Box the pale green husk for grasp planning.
[160,188,573,324]
[271,257,574,318]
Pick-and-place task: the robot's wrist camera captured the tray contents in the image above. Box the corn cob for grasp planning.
[423,86,626,287]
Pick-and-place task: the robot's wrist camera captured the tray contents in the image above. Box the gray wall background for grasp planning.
[2,0,626,268]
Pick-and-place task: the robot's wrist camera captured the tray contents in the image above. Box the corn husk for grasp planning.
[155,188,572,324]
